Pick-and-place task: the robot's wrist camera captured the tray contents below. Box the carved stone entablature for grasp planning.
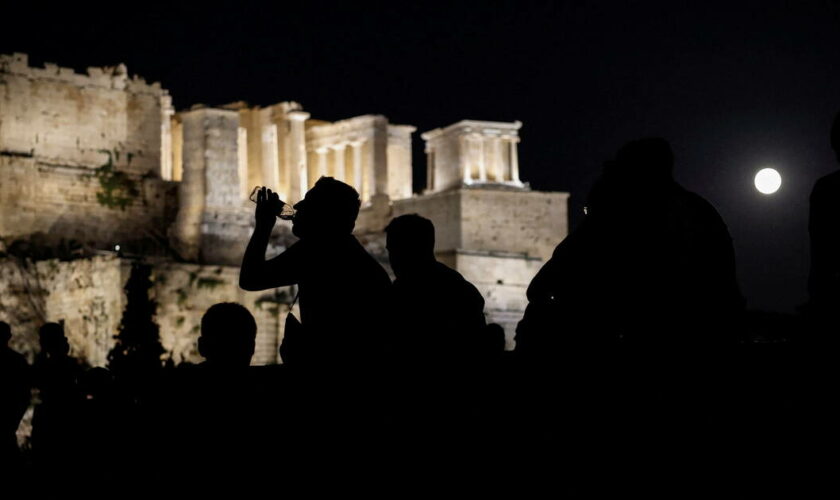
[422,120,525,193]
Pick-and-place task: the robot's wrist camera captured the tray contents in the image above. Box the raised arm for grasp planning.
[239,188,300,291]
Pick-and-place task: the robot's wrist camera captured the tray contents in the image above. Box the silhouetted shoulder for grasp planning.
[810,170,840,200]
[433,261,484,306]
[672,186,732,236]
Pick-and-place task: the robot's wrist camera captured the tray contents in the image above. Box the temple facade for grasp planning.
[0,53,568,364]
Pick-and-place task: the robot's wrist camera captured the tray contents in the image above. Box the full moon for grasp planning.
[754,168,782,195]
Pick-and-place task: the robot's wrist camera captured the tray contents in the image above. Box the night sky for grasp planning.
[3,1,839,313]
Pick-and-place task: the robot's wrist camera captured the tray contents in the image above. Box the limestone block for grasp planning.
[0,157,176,252]
[392,187,568,261]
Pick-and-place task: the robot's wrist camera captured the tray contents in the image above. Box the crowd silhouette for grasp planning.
[2,114,839,495]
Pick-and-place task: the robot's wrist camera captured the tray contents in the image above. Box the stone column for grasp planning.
[351,141,364,195]
[426,146,435,191]
[332,143,347,182]
[493,136,504,182]
[459,135,471,184]
[170,111,207,261]
[510,137,521,184]
[316,148,328,182]
[372,116,389,197]
[477,136,487,182]
[261,124,280,191]
[171,119,183,182]
[160,95,174,180]
[361,140,372,203]
[237,127,249,200]
[287,110,309,204]
[170,108,248,264]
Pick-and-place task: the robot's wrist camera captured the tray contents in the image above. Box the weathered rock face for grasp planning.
[0,255,127,365]
[0,255,286,366]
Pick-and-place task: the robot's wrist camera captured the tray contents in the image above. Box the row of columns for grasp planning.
[313,140,372,201]
[458,134,521,185]
[236,110,310,204]
[286,111,310,204]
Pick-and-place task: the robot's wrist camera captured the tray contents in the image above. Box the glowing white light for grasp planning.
[114,245,121,252]
[754,168,782,195]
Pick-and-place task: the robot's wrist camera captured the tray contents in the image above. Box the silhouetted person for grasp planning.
[385,214,486,451]
[198,302,258,369]
[807,111,840,328]
[165,303,279,493]
[518,138,743,356]
[514,138,744,474]
[31,322,81,490]
[241,177,391,368]
[480,322,507,360]
[73,367,123,496]
[387,214,486,366]
[0,322,30,470]
[241,178,392,471]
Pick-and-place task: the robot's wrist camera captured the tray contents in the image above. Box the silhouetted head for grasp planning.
[831,111,840,162]
[198,303,257,367]
[39,322,69,357]
[292,177,361,239]
[385,214,436,279]
[79,367,114,401]
[0,321,10,347]
[606,137,674,185]
[588,138,675,217]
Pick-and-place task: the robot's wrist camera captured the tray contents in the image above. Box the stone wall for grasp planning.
[458,188,568,262]
[449,250,544,348]
[390,187,568,261]
[0,156,177,252]
[0,53,172,176]
[0,53,177,253]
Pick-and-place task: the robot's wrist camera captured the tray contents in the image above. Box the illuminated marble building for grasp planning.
[0,53,568,364]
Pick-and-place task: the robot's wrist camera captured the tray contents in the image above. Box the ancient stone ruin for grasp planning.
[0,53,569,365]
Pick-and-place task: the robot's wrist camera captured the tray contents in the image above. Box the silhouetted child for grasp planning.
[0,322,30,471]
[166,303,282,493]
[73,367,123,496]
[31,322,81,493]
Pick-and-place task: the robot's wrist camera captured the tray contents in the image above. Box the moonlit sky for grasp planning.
[2,1,840,313]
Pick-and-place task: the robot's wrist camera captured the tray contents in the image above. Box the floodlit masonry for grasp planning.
[0,53,568,364]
